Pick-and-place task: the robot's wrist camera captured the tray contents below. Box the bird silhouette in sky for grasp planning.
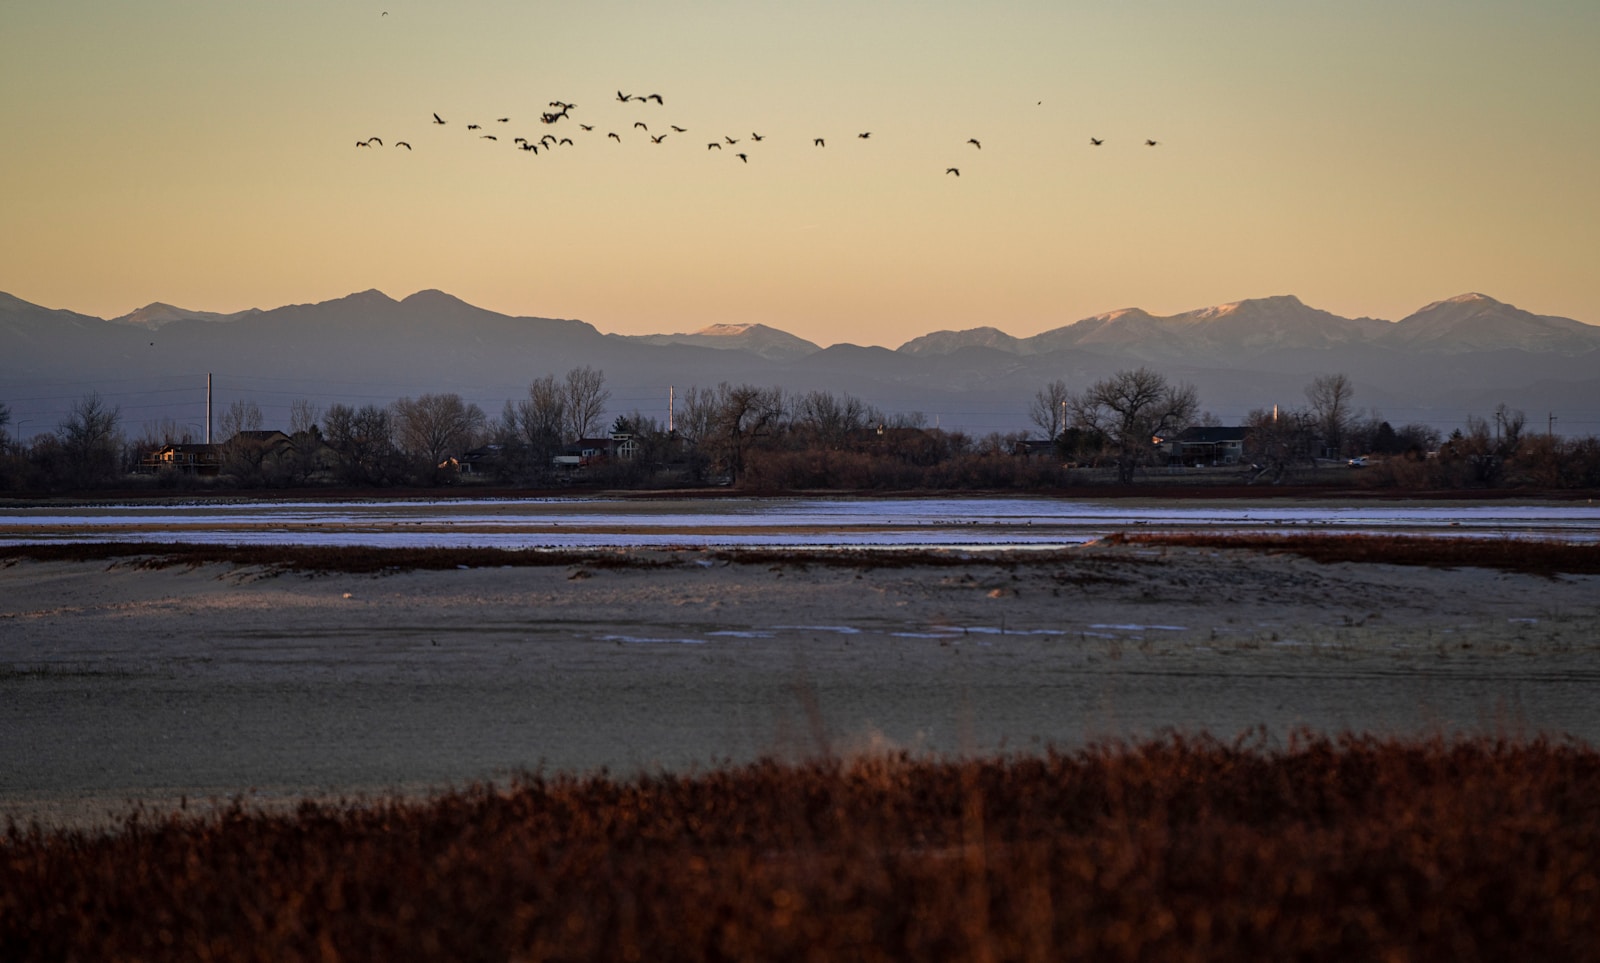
[356,140,371,147]
[376,86,1172,188]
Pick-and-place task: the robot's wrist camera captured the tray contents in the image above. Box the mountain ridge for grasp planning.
[3,288,1596,440]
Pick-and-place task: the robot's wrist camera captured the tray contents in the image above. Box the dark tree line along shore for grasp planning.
[3,367,1597,493]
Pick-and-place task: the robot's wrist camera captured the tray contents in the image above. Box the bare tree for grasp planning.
[1066,368,1198,484]
[56,392,123,488]
[687,383,786,484]
[219,399,263,441]
[562,366,610,441]
[392,393,487,482]
[1305,373,1354,459]
[674,385,719,448]
[521,375,568,445]
[0,401,10,452]
[1243,406,1317,484]
[1028,379,1071,442]
[288,399,322,437]
[323,403,399,486]
[792,390,878,449]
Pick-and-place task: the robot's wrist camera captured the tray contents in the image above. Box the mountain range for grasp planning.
[2,289,1597,440]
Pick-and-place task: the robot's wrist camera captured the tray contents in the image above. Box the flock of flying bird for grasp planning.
[354,88,1160,177]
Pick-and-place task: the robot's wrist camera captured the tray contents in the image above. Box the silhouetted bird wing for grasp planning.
[858,132,870,139]
[1090,137,1103,145]
[368,137,382,146]
[967,138,981,149]
[480,134,497,140]
[616,91,631,102]
[651,134,666,143]
[497,117,509,123]
[396,141,411,149]
[946,167,959,176]
[467,124,480,129]
[814,138,825,146]
[736,153,747,162]
[559,137,572,145]
[580,124,594,131]
[1146,139,1158,146]
[725,136,738,144]
[707,142,721,149]
[608,132,621,141]
[634,122,648,130]
[433,113,445,124]
[671,125,686,133]
[751,132,764,141]
[647,94,663,104]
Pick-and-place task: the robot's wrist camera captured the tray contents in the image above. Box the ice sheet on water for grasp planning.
[598,634,706,646]
[3,496,1597,548]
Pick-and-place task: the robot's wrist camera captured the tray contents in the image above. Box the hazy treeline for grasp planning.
[2,367,1597,493]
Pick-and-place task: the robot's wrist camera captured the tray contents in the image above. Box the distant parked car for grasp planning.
[1347,456,1368,467]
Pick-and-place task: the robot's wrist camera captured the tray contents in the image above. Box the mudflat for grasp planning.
[4,540,1598,830]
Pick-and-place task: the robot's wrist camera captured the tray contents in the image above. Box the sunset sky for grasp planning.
[4,1,1597,347]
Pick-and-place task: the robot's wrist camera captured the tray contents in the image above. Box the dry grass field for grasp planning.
[5,735,1600,961]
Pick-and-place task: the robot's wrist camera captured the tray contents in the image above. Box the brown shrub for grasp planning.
[5,735,1600,962]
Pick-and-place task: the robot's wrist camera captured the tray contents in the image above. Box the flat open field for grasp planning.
[4,531,1598,830]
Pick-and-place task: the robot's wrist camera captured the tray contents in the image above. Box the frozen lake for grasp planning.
[4,495,1598,548]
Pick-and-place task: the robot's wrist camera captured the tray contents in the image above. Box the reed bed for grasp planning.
[1108,532,1600,577]
[5,734,1599,961]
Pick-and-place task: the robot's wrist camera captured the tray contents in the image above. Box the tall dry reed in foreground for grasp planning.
[5,733,1599,962]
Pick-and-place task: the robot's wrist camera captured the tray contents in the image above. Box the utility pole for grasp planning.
[668,385,675,433]
[1549,411,1557,439]
[206,373,212,445]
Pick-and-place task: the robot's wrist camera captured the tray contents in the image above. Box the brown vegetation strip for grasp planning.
[1108,531,1600,576]
[5,735,1600,961]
